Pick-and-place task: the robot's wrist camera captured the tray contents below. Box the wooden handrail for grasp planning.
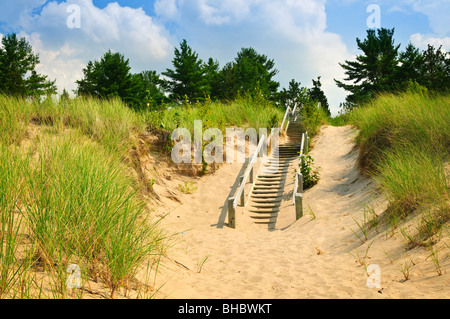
[293,131,309,221]
[293,133,306,205]
[227,101,298,228]
[280,105,292,133]
[233,134,266,209]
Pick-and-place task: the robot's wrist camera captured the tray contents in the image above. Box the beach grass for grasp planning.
[351,92,450,245]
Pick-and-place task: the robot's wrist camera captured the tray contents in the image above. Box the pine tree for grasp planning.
[162,39,207,103]
[395,43,424,90]
[232,47,279,99]
[26,70,57,99]
[132,70,166,110]
[335,28,400,107]
[420,44,450,92]
[203,57,221,100]
[76,50,139,106]
[0,33,56,98]
[277,79,309,107]
[308,76,330,116]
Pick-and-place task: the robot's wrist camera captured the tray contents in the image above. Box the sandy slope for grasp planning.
[151,125,449,299]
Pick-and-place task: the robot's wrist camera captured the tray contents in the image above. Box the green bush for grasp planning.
[299,155,320,190]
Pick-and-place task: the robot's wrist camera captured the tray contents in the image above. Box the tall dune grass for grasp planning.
[0,95,145,155]
[0,95,164,298]
[143,95,285,133]
[351,92,450,244]
[351,93,450,173]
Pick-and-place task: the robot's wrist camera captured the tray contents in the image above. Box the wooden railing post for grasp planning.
[295,193,303,220]
[297,172,303,194]
[293,132,307,218]
[228,197,236,228]
[305,132,309,154]
[239,176,245,206]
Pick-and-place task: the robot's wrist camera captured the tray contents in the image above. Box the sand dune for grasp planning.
[151,125,449,299]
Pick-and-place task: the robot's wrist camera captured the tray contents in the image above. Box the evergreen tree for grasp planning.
[26,70,57,99]
[217,61,239,100]
[308,76,330,116]
[395,43,424,90]
[60,88,71,104]
[0,33,56,98]
[335,28,400,108]
[76,50,139,106]
[277,79,308,107]
[420,44,450,92]
[232,47,279,99]
[162,39,207,102]
[132,70,166,110]
[203,57,221,100]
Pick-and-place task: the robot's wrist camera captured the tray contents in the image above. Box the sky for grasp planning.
[0,0,449,115]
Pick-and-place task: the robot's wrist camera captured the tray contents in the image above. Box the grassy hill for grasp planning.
[0,94,283,298]
[350,92,449,247]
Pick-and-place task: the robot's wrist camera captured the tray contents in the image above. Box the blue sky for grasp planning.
[0,0,448,115]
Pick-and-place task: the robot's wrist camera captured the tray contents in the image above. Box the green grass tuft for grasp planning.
[351,92,450,245]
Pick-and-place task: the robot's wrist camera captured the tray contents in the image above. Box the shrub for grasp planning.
[300,155,320,190]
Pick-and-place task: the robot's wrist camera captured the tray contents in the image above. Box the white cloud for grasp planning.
[2,0,352,114]
[410,33,450,51]
[4,0,175,95]
[197,0,230,25]
[154,0,182,21]
[408,0,450,36]
[0,0,48,29]
[153,0,350,115]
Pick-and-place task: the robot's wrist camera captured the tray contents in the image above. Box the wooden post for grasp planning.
[239,176,245,206]
[295,193,303,220]
[297,172,303,194]
[228,197,236,228]
[305,132,309,154]
[250,167,254,184]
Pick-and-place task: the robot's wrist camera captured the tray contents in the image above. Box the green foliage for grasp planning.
[277,79,309,106]
[406,79,428,96]
[223,47,279,100]
[335,28,400,107]
[395,43,423,90]
[0,33,56,98]
[351,92,450,243]
[420,44,450,92]
[145,94,284,135]
[162,39,208,102]
[336,28,450,110]
[132,70,167,110]
[0,95,164,298]
[308,76,330,116]
[76,50,139,107]
[203,58,222,100]
[178,181,198,194]
[300,155,320,190]
[300,101,330,136]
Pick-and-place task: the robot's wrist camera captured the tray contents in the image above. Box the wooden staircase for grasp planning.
[246,118,303,228]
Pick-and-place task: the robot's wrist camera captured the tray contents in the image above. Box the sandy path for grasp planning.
[152,125,449,299]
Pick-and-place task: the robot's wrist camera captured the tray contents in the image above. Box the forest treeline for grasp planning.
[0,28,449,115]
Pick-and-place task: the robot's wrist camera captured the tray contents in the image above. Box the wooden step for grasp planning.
[250,202,281,209]
[251,194,282,199]
[250,197,283,205]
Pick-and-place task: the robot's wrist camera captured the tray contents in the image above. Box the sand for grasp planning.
[149,125,449,299]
